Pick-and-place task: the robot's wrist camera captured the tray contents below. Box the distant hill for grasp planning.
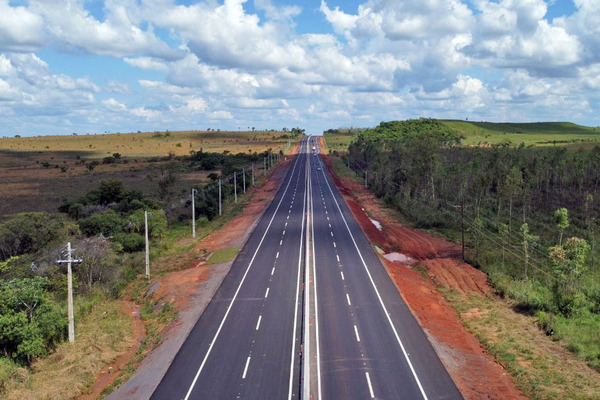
[440,120,600,147]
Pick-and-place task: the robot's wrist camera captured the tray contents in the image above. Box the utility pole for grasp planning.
[56,242,83,343]
[192,188,196,239]
[234,172,237,203]
[365,170,368,188]
[243,168,246,194]
[251,163,254,186]
[219,179,222,216]
[264,156,267,175]
[145,211,150,279]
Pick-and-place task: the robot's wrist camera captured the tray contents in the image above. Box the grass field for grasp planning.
[1,130,293,158]
[441,120,600,148]
[322,120,600,150]
[0,130,293,216]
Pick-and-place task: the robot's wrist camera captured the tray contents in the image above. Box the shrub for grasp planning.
[0,277,67,365]
[0,213,69,261]
[78,210,123,237]
[507,279,554,312]
[113,233,145,253]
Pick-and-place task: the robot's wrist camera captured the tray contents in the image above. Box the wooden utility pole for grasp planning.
[218,179,222,215]
[56,242,83,343]
[243,168,246,194]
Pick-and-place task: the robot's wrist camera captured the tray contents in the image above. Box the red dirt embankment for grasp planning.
[320,137,526,400]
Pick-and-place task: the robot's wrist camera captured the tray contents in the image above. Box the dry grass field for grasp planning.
[0,130,293,216]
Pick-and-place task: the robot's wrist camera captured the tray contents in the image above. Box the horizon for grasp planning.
[1,0,599,137]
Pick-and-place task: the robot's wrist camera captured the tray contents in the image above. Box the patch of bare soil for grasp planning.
[320,140,525,400]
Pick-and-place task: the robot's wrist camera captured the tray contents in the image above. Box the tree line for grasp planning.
[343,119,600,368]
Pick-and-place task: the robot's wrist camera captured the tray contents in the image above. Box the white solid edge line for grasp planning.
[320,164,430,400]
[242,356,251,379]
[366,372,375,398]
[183,144,302,400]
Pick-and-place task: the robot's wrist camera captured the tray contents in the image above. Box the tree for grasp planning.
[549,237,590,309]
[86,160,99,171]
[0,277,66,364]
[98,179,126,205]
[78,210,123,237]
[502,166,523,232]
[520,223,539,279]
[126,209,167,239]
[554,207,570,245]
[0,213,69,261]
[157,168,178,199]
[74,237,118,289]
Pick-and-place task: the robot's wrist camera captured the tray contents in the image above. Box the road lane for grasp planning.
[152,135,462,400]
[151,137,311,399]
[308,139,462,399]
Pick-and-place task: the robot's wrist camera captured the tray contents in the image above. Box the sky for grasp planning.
[0,0,598,137]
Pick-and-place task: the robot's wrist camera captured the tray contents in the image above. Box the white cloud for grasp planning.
[254,0,301,21]
[320,1,359,37]
[131,106,161,119]
[0,1,46,51]
[467,0,581,73]
[103,98,126,111]
[209,110,234,120]
[150,0,307,71]
[124,57,169,71]
[29,0,180,59]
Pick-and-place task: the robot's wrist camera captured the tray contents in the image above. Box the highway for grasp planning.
[151,136,462,399]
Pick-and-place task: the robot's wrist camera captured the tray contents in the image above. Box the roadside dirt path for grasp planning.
[320,137,526,400]
[76,301,146,400]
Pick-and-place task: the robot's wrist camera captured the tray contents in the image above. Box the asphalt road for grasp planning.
[151,136,462,400]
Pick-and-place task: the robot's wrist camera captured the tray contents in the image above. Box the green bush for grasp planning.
[0,213,69,261]
[113,233,145,253]
[0,277,66,365]
[506,279,554,312]
[0,356,26,394]
[78,210,123,237]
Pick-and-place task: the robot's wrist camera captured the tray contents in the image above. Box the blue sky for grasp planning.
[0,0,598,137]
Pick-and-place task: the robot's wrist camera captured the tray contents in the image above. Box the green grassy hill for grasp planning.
[440,120,600,147]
